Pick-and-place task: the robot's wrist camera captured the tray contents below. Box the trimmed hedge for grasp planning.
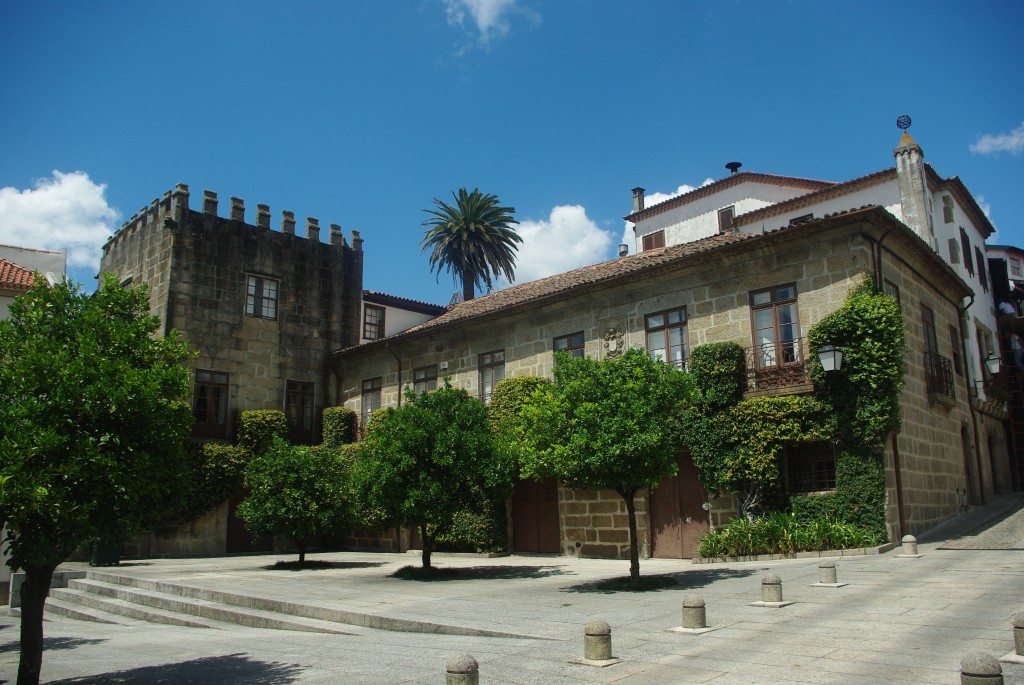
[322,406,357,446]
[236,410,288,455]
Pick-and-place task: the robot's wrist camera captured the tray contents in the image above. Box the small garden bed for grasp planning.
[697,513,885,561]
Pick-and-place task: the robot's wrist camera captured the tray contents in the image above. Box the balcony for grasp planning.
[745,337,810,393]
[924,351,956,406]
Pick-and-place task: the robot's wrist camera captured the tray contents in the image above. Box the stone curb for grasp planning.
[692,542,897,564]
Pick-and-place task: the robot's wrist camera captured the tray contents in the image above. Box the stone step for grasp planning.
[82,569,547,639]
[63,577,356,635]
[49,586,223,629]
[9,596,123,625]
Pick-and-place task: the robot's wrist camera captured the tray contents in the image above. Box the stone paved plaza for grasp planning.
[2,495,1023,684]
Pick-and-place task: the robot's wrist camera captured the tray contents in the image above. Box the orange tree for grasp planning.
[518,349,692,582]
[0,276,193,685]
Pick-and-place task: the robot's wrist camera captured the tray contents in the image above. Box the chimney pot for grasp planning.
[282,211,296,235]
[631,187,646,213]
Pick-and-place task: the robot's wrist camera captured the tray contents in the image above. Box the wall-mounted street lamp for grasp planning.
[984,351,1001,376]
[817,343,843,373]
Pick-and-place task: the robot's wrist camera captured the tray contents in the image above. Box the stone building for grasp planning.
[100,185,365,445]
[99,185,365,556]
[627,131,1009,503]
[328,205,980,559]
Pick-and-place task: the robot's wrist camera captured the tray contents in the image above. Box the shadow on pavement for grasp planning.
[260,560,387,571]
[393,565,572,581]
[560,566,759,593]
[48,652,304,684]
[0,636,108,653]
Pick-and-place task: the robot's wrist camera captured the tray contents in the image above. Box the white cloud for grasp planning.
[443,0,536,44]
[970,121,1024,155]
[507,205,613,284]
[0,171,119,271]
[621,179,715,253]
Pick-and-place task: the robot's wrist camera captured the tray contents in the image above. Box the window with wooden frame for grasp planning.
[883,279,901,306]
[361,377,382,429]
[960,227,974,277]
[949,324,963,377]
[642,230,665,251]
[245,275,278,320]
[942,195,954,224]
[975,246,988,292]
[285,380,316,444]
[948,238,961,265]
[788,213,814,225]
[1011,257,1023,279]
[553,332,585,359]
[750,284,800,368]
[413,365,438,395]
[787,441,837,494]
[193,369,229,439]
[363,304,385,340]
[718,206,735,233]
[645,307,687,369]
[478,350,505,404]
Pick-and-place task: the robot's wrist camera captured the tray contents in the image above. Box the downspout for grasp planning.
[862,226,904,537]
[958,297,986,505]
[385,341,403,407]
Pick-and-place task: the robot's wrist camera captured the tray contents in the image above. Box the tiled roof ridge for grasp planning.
[734,168,896,227]
[623,172,836,223]
[0,243,64,256]
[0,258,38,292]
[362,290,446,312]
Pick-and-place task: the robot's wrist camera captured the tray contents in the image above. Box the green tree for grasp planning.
[354,385,512,568]
[421,187,521,302]
[518,349,692,582]
[237,437,357,563]
[0,277,193,685]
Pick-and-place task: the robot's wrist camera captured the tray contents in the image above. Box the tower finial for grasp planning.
[896,114,912,131]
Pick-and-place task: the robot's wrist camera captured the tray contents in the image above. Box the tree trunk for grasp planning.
[18,563,56,685]
[462,268,476,302]
[297,539,306,564]
[618,487,641,583]
[420,524,432,569]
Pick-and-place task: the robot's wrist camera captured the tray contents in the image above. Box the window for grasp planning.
[246,275,278,319]
[883,279,901,306]
[949,324,963,377]
[1011,258,1023,278]
[718,206,735,233]
[959,227,974,277]
[285,380,316,444]
[361,377,382,431]
[975,247,988,292]
[363,304,385,340]
[193,370,229,439]
[554,332,585,359]
[750,285,800,368]
[642,230,665,251]
[922,304,954,400]
[478,350,505,404]
[948,238,961,265]
[787,442,836,494]
[413,365,438,394]
[942,195,954,224]
[645,307,687,368]
[789,213,814,225]
[921,305,938,356]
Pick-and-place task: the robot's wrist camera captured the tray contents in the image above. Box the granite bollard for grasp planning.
[761,574,783,603]
[682,594,706,629]
[584,619,612,661]
[446,654,479,685]
[960,651,1002,684]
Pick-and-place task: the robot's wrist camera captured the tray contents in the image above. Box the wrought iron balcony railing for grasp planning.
[744,336,808,392]
[924,351,955,399]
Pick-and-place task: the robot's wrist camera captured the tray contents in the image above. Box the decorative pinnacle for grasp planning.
[896,114,912,131]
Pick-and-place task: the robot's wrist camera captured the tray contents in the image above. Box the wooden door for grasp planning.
[512,478,560,553]
[226,490,274,554]
[649,452,709,558]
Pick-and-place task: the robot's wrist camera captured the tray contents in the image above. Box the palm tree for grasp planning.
[421,188,521,302]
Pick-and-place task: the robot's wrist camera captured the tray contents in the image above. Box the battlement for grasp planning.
[103,183,363,253]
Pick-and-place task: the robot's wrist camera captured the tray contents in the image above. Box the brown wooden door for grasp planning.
[649,452,709,558]
[226,490,274,554]
[512,478,560,553]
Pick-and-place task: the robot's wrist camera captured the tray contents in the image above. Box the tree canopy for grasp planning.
[421,187,520,302]
[518,349,692,581]
[0,276,194,685]
[354,384,512,568]
[237,437,358,563]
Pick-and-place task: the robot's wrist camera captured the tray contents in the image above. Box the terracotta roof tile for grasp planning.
[0,259,37,292]
[624,172,835,223]
[362,290,446,315]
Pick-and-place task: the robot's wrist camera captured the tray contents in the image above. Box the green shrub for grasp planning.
[435,497,508,553]
[164,442,249,525]
[697,514,883,558]
[487,376,551,433]
[687,341,745,409]
[237,410,288,455]
[322,406,357,446]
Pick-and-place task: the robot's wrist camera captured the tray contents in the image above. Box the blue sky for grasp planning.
[2,0,1022,306]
